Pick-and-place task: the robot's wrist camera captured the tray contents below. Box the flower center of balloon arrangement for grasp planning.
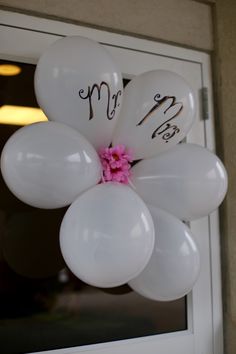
[99,144,133,184]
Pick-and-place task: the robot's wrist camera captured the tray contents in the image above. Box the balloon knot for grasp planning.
[99,144,133,184]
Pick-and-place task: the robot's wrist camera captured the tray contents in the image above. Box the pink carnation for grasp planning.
[99,144,133,184]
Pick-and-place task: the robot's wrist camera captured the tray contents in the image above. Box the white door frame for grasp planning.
[0,10,223,354]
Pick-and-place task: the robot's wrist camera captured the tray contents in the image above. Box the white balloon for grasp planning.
[35,36,123,149]
[129,206,200,301]
[1,122,101,209]
[131,143,228,220]
[60,183,155,288]
[113,70,195,160]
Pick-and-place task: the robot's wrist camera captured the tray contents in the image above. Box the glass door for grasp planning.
[0,10,222,354]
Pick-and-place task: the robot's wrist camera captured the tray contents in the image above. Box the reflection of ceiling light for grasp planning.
[0,105,48,125]
[0,64,22,76]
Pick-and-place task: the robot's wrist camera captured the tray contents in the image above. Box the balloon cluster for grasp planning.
[0,36,228,301]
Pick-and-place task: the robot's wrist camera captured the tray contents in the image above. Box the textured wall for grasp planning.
[1,1,236,354]
[0,0,213,51]
[214,1,236,353]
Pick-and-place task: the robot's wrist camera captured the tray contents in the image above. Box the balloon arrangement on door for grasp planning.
[1,36,228,301]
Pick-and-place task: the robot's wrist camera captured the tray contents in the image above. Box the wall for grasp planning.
[1,1,236,354]
[0,0,213,51]
[213,1,236,353]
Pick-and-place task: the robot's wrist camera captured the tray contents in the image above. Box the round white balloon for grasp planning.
[131,143,228,220]
[1,122,101,209]
[35,36,123,149]
[113,70,195,160]
[129,206,200,301]
[60,183,155,288]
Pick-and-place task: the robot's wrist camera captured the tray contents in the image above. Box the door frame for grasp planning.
[0,10,222,354]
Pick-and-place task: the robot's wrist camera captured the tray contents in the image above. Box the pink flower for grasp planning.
[99,144,133,184]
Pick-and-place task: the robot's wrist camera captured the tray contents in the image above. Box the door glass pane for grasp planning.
[0,60,187,354]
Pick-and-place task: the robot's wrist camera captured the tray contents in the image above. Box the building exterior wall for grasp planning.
[0,0,213,51]
[1,1,236,354]
[213,1,236,354]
